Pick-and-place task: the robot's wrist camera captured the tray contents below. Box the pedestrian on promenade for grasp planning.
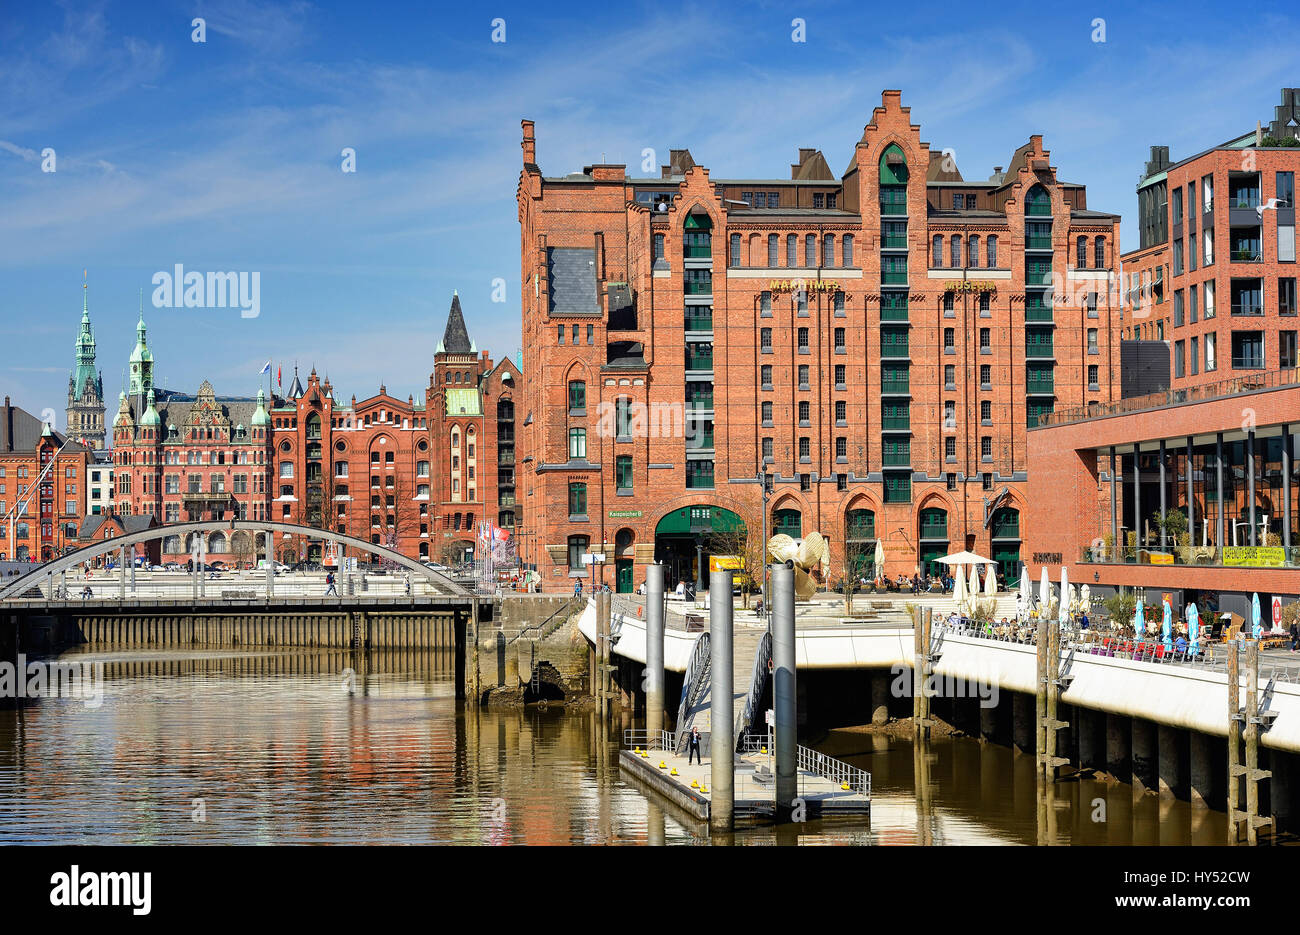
[324,571,337,596]
[1290,620,1299,652]
[573,577,583,597]
[687,726,702,765]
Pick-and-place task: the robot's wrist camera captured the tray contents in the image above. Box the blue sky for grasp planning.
[2,0,1298,421]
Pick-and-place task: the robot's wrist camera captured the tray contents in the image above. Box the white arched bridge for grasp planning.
[0,520,470,604]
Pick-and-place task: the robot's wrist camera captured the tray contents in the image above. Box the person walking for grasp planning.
[573,577,583,598]
[687,726,703,765]
[324,571,337,596]
[1290,619,1299,652]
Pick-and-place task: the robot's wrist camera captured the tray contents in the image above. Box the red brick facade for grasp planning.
[516,90,1121,592]
[0,398,91,561]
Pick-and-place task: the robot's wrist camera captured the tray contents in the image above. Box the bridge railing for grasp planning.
[734,630,773,750]
[622,729,679,752]
[933,619,1300,685]
[674,632,711,754]
[739,733,871,798]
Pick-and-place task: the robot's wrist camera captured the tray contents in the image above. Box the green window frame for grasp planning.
[568,381,586,412]
[616,455,633,492]
[568,482,587,517]
[773,508,802,537]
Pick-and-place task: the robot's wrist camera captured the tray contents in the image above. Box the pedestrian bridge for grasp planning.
[580,600,1300,755]
[0,520,470,604]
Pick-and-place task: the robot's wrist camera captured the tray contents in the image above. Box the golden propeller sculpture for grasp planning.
[766,531,831,601]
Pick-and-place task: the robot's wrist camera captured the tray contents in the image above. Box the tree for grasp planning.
[1152,508,1187,547]
[706,521,762,609]
[842,538,875,614]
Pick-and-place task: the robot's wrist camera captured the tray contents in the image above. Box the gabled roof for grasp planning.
[1,401,89,453]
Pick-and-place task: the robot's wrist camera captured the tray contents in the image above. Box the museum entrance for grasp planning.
[654,505,745,594]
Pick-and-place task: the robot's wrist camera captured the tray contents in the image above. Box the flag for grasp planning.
[260,360,271,375]
[277,364,282,388]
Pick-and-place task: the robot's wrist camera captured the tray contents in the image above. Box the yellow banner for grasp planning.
[1147,552,1174,565]
[710,555,744,572]
[1222,546,1287,567]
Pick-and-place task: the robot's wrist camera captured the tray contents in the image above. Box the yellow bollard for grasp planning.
[670,768,679,776]
[690,779,699,788]
[701,785,709,794]
[761,747,768,754]
[841,783,850,791]
[658,760,667,769]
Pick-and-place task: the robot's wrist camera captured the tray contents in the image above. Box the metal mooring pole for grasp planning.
[645,564,665,740]
[709,568,734,831]
[772,562,796,818]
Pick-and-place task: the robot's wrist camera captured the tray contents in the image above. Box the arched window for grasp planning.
[1076,236,1087,268]
[932,235,943,267]
[986,235,997,268]
[773,508,802,538]
[842,234,854,267]
[846,509,875,540]
[1094,236,1106,269]
[950,235,962,268]
[767,234,778,267]
[967,235,979,268]
[1025,184,1051,215]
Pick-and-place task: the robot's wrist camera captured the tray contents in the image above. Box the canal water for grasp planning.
[0,646,1231,844]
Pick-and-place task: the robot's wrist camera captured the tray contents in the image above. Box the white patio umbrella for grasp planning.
[1080,584,1092,615]
[937,550,995,567]
[1038,566,1050,616]
[1018,573,1032,623]
[968,564,980,608]
[983,562,998,599]
[873,538,885,579]
[953,560,966,610]
[1058,566,1070,624]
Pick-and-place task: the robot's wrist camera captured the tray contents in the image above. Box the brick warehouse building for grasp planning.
[0,398,91,561]
[515,90,1121,593]
[105,295,519,566]
[1121,88,1300,382]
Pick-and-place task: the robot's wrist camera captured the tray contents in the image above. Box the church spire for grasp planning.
[438,291,472,355]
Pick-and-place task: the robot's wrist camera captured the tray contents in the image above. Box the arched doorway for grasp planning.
[990,506,1022,587]
[918,507,949,577]
[654,505,744,592]
[614,528,635,593]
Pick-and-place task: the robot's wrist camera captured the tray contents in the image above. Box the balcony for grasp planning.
[684,312,713,332]
[1230,247,1262,263]
[879,190,908,215]
[919,521,948,540]
[1025,341,1054,359]
[685,349,714,371]
[1231,356,1265,370]
[1231,303,1263,317]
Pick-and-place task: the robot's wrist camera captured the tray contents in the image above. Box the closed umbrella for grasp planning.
[1058,566,1069,625]
[1018,573,1032,623]
[1080,584,1092,614]
[1038,566,1050,618]
[1188,602,1201,656]
[1134,599,1145,637]
[952,559,965,608]
[1252,593,1263,640]
[1161,595,1173,652]
[969,564,980,612]
[874,538,885,580]
[983,563,997,599]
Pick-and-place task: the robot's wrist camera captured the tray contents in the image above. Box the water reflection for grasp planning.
[0,646,1235,844]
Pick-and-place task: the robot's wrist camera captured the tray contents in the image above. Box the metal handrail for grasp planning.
[734,630,773,749]
[675,632,711,753]
[739,733,871,797]
[622,728,677,752]
[507,595,583,645]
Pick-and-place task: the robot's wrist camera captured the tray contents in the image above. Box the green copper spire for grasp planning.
[140,387,160,426]
[128,291,154,403]
[71,274,100,402]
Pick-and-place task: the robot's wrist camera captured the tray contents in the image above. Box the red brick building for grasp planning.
[0,398,91,561]
[1027,372,1300,623]
[1121,88,1300,384]
[516,90,1121,592]
[267,295,519,566]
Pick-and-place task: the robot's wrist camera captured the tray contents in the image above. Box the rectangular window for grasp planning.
[762,438,773,460]
[760,364,772,388]
[568,381,586,412]
[760,327,772,350]
[979,364,991,387]
[1278,172,1295,208]
[823,234,834,267]
[981,436,992,460]
[1174,340,1185,377]
[761,401,773,424]
[842,236,853,267]
[943,328,954,350]
[979,328,991,350]
[616,455,633,492]
[834,327,845,351]
[797,327,809,351]
[805,234,816,267]
[1282,331,1298,370]
[587,324,594,345]
[568,535,589,569]
[1174,290,1184,326]
[568,428,587,459]
[798,401,810,423]
[944,400,955,427]
[834,364,846,387]
[1206,332,1217,371]
[986,235,997,268]
[1087,327,1099,354]
[1190,336,1199,375]
[787,235,797,268]
[835,400,847,423]
[1205,280,1216,318]
[1282,278,1298,316]
[1189,284,1198,323]
[944,364,956,389]
[981,400,992,423]
[1088,364,1099,387]
[798,364,810,387]
[945,436,956,459]
[558,324,565,345]
[568,482,587,517]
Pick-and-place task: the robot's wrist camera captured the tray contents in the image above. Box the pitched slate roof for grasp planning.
[1,400,89,453]
[441,292,474,354]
